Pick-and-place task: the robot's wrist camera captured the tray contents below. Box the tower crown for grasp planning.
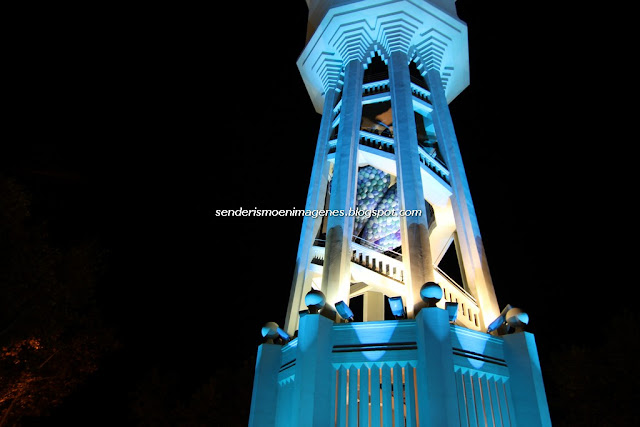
[304,0,461,38]
[298,0,469,113]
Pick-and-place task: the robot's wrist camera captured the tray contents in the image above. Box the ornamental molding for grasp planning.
[298,0,469,112]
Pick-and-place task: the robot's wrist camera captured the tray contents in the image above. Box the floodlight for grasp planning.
[486,304,530,334]
[486,304,512,334]
[445,302,458,322]
[276,327,290,341]
[486,315,505,333]
[388,296,405,318]
[335,300,354,321]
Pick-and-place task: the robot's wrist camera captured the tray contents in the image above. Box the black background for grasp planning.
[3,0,634,425]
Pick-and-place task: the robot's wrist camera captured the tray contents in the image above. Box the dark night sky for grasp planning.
[3,0,630,424]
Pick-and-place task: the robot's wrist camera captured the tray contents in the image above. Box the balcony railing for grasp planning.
[358,130,394,153]
[435,266,479,328]
[417,145,450,184]
[362,78,390,97]
[351,238,405,283]
[328,131,450,186]
[310,237,479,328]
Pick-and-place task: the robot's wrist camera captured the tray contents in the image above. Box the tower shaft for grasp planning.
[388,49,435,317]
[320,60,364,310]
[286,0,500,335]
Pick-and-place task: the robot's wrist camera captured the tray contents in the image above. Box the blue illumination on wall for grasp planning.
[352,320,399,361]
[388,296,405,318]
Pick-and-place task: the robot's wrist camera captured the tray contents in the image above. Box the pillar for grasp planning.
[415,307,460,427]
[362,291,385,321]
[424,68,500,327]
[503,332,552,427]
[322,60,364,310]
[389,50,435,317]
[285,88,339,336]
[290,314,335,426]
[248,343,282,427]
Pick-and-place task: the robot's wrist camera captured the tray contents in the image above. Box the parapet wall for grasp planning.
[250,309,552,426]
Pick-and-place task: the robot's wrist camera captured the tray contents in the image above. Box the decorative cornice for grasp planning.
[297,0,470,113]
[375,12,420,57]
[411,28,453,91]
[329,20,374,64]
[413,28,450,71]
[312,51,343,92]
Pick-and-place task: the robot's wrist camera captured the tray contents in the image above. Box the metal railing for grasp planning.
[310,238,480,328]
[417,145,450,184]
[352,235,402,260]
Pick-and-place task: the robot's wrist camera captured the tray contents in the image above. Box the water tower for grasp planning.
[249,1,551,426]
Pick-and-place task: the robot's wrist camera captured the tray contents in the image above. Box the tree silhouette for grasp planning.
[0,177,117,425]
[129,358,255,426]
[544,309,640,426]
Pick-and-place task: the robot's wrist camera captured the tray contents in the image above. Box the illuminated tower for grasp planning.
[250,1,551,426]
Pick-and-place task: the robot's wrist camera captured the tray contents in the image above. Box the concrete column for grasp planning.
[388,50,435,317]
[503,332,552,427]
[424,68,500,327]
[362,291,385,321]
[322,60,364,311]
[291,314,335,426]
[415,308,460,427]
[248,344,282,427]
[285,88,339,336]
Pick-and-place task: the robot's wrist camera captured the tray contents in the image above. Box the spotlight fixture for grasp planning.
[276,327,290,341]
[335,301,354,322]
[445,302,458,322]
[388,296,406,318]
[486,304,512,334]
[260,322,290,344]
[486,304,529,335]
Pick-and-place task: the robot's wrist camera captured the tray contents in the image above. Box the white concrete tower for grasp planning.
[284,0,499,337]
[249,2,551,426]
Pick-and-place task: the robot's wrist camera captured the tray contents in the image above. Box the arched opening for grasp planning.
[363,52,388,82]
